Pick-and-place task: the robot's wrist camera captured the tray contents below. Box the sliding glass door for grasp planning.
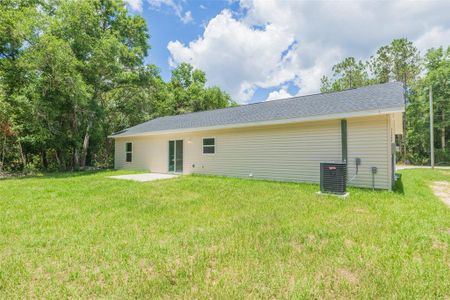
[168,140,183,173]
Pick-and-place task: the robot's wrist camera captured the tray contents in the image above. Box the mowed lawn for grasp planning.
[0,169,449,298]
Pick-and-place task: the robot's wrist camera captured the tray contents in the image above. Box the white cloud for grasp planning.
[125,0,194,24]
[266,86,293,101]
[168,0,450,103]
[148,0,181,14]
[168,10,295,102]
[180,11,193,24]
[414,27,450,54]
[124,0,143,12]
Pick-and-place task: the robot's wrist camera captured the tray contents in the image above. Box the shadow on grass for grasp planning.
[392,174,404,194]
[0,169,111,181]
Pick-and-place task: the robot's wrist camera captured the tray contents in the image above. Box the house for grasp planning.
[110,82,405,189]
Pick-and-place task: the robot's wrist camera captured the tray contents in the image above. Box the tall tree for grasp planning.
[167,63,235,114]
[370,39,421,159]
[423,47,450,152]
[370,38,421,85]
[49,0,149,168]
[320,57,369,92]
[0,1,238,171]
[20,34,91,169]
[322,38,423,161]
[0,0,43,168]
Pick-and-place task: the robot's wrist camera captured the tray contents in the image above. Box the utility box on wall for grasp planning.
[320,162,347,195]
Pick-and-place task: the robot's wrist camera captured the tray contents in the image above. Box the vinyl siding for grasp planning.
[347,115,391,189]
[114,114,392,189]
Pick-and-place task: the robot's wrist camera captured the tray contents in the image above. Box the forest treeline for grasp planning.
[1,1,449,172]
[0,0,234,171]
[321,39,449,165]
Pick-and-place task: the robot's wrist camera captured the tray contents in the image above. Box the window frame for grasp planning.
[125,142,133,163]
[202,137,216,155]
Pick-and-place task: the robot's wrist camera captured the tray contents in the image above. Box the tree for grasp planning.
[49,0,150,168]
[403,47,449,165]
[321,38,424,162]
[320,57,370,92]
[167,63,234,114]
[0,1,236,171]
[423,47,449,152]
[369,39,421,159]
[370,38,421,86]
[0,0,43,168]
[21,34,91,169]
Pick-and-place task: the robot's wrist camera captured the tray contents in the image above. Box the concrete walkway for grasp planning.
[109,173,178,182]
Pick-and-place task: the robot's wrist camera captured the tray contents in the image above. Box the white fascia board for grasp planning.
[109,106,405,139]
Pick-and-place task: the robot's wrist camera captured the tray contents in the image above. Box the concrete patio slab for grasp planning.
[109,173,178,182]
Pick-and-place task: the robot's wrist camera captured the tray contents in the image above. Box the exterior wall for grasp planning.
[114,114,393,189]
[346,114,391,189]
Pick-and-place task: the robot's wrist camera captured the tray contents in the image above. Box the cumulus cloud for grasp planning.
[168,10,295,102]
[266,86,293,101]
[169,0,450,103]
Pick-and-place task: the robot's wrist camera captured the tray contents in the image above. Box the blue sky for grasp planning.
[140,1,233,79]
[126,0,450,104]
[132,0,286,103]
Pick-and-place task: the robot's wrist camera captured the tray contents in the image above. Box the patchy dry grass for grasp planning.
[0,169,449,298]
[432,181,450,208]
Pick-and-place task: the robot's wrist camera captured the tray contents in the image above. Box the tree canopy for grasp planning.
[0,0,233,171]
[321,39,449,165]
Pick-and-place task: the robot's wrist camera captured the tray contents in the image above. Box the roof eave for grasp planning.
[108,106,405,139]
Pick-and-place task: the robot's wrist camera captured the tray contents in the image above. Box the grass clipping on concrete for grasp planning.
[0,169,449,298]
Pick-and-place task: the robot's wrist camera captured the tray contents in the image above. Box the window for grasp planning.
[202,138,215,154]
[126,142,132,162]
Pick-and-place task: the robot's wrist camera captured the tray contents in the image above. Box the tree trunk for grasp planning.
[402,112,407,160]
[80,119,92,168]
[73,147,80,170]
[55,149,63,169]
[41,149,48,170]
[442,110,445,151]
[0,136,6,172]
[18,141,26,168]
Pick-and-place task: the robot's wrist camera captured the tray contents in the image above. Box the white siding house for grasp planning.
[111,82,405,190]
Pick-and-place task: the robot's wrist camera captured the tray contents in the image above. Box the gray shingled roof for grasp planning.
[112,82,405,137]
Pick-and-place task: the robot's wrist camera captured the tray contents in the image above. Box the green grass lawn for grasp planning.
[0,169,449,298]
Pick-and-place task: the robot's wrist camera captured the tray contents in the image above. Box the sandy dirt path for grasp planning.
[431,181,450,208]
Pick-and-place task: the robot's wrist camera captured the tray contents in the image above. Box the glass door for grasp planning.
[175,140,183,173]
[168,140,175,172]
[168,140,183,173]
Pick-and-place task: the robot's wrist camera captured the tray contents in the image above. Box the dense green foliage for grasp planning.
[0,0,233,171]
[0,169,449,297]
[321,39,449,165]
